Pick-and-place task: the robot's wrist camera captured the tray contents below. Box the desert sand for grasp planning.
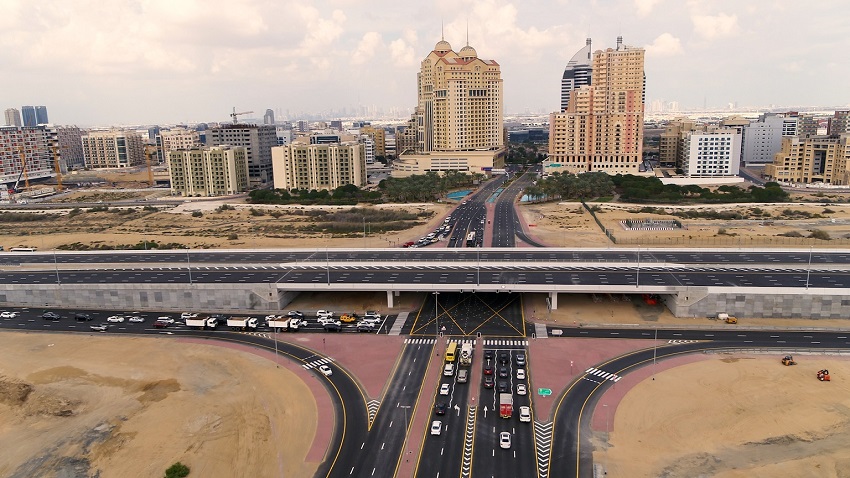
[598,355,850,477]
[0,332,318,478]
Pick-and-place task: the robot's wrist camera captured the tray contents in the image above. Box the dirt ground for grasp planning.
[598,356,850,477]
[517,201,850,247]
[0,332,318,478]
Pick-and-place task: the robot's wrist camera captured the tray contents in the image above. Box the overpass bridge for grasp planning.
[2,248,850,319]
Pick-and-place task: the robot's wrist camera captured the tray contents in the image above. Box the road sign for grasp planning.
[538,388,552,396]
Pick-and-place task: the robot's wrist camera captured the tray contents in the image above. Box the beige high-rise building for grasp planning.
[159,128,201,163]
[658,118,698,167]
[547,37,645,175]
[168,146,248,197]
[360,125,387,157]
[271,135,366,191]
[765,134,850,185]
[81,130,144,169]
[393,35,505,177]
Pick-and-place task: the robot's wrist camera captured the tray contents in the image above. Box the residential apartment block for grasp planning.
[158,128,201,164]
[206,124,276,186]
[4,108,22,127]
[741,113,798,166]
[81,130,145,169]
[271,135,366,191]
[682,129,742,178]
[547,37,645,175]
[168,146,249,197]
[0,125,57,186]
[393,36,505,177]
[56,126,86,170]
[765,135,850,185]
[360,125,386,157]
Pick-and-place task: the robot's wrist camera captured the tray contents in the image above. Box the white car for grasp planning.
[516,368,526,380]
[106,315,125,323]
[516,383,527,396]
[157,316,175,324]
[265,314,284,321]
[317,310,334,319]
[0,311,18,318]
[443,364,455,376]
[318,316,337,326]
[431,420,442,436]
[128,316,145,323]
[363,311,381,320]
[180,312,197,320]
[519,406,531,423]
[318,365,333,376]
[439,383,451,395]
[499,431,511,449]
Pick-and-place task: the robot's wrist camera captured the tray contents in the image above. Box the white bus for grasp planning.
[8,247,36,252]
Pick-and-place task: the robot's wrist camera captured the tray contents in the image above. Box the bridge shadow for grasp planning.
[403,292,526,337]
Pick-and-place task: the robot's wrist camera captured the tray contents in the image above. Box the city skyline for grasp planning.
[2,0,848,126]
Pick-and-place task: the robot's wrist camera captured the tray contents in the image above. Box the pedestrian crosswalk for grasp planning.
[668,340,699,344]
[447,339,477,346]
[483,339,528,347]
[242,332,271,338]
[404,338,436,344]
[302,357,334,370]
[585,367,621,382]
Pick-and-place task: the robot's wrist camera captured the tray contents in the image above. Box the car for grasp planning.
[439,383,450,395]
[287,310,305,318]
[499,432,511,449]
[431,420,442,436]
[340,314,357,323]
[443,364,455,376]
[517,383,527,396]
[482,375,494,389]
[483,364,494,375]
[318,316,336,325]
[516,368,526,380]
[153,319,170,328]
[128,316,145,323]
[323,322,341,332]
[498,352,510,364]
[41,312,61,320]
[484,350,494,361]
[498,367,509,378]
[157,316,175,324]
[363,311,381,320]
[434,402,447,415]
[318,364,333,376]
[317,310,334,319]
[265,314,284,321]
[515,352,526,366]
[0,311,18,319]
[497,381,509,393]
[519,406,531,422]
[74,313,92,322]
[356,322,375,332]
[89,323,109,332]
[106,315,125,323]
[180,312,197,320]
[456,369,469,383]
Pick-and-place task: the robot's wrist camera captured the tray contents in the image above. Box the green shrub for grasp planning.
[809,229,831,241]
[164,462,190,478]
[191,211,203,218]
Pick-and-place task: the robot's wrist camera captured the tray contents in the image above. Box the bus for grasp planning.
[466,231,476,247]
[445,341,458,363]
[8,247,36,252]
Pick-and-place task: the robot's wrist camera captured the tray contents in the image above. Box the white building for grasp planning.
[742,113,799,166]
[360,134,375,165]
[682,129,742,177]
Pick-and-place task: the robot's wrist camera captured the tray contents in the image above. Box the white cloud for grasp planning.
[352,32,384,65]
[635,0,663,16]
[691,12,739,40]
[645,33,683,57]
[389,38,416,67]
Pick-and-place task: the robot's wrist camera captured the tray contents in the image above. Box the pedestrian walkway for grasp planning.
[388,311,408,335]
[534,322,548,338]
[447,338,477,346]
[483,338,529,347]
[302,356,334,370]
[585,367,622,382]
[404,337,436,344]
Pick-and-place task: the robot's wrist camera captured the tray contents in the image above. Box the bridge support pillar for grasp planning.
[387,290,395,308]
[549,291,558,310]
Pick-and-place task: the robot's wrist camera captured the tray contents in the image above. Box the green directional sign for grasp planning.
[538,388,552,396]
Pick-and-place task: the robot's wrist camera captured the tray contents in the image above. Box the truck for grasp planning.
[185,314,219,330]
[459,342,474,366]
[499,393,513,419]
[267,316,306,332]
[227,316,258,331]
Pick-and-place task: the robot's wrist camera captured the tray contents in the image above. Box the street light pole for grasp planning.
[186,249,193,285]
[806,246,813,290]
[636,245,641,287]
[477,248,480,286]
[434,291,440,337]
[53,251,60,285]
[326,246,330,286]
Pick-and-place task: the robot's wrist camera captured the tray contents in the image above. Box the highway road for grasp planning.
[445,176,507,248]
[353,339,434,477]
[4,264,850,290]
[491,168,544,248]
[548,331,850,477]
[0,307,369,478]
[5,249,850,266]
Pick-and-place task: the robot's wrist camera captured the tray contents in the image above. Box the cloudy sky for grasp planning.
[2,0,848,126]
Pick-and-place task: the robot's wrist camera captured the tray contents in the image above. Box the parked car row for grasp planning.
[404,217,454,248]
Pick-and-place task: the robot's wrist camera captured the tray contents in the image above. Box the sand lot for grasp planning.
[599,356,850,477]
[0,332,318,478]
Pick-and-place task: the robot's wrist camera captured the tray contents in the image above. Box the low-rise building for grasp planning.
[82,130,145,169]
[271,135,366,191]
[765,134,850,185]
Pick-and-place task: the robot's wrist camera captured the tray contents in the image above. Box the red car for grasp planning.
[153,319,170,328]
[483,364,493,375]
[402,241,415,248]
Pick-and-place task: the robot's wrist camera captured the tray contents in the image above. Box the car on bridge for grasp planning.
[74,313,92,322]
[41,311,61,320]
[153,319,170,328]
[156,316,175,324]
[128,316,145,323]
[106,315,125,323]
[0,311,18,319]
[287,310,305,319]
[89,323,109,332]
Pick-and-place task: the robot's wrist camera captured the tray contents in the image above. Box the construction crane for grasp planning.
[12,147,29,193]
[231,107,253,124]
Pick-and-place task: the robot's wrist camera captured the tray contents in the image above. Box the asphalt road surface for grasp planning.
[402,292,527,337]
